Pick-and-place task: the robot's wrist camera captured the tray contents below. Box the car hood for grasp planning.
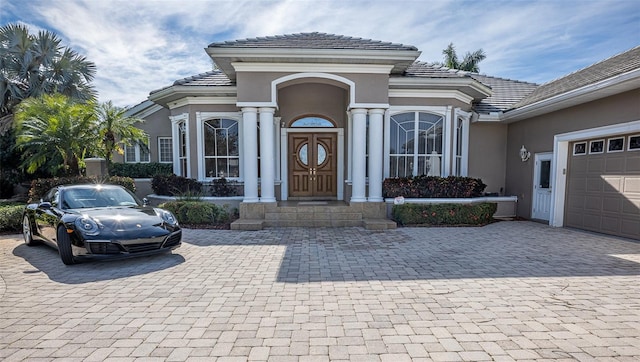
[71,206,175,238]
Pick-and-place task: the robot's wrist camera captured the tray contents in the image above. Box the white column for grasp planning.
[367,109,384,202]
[259,107,276,203]
[351,108,367,202]
[241,107,259,203]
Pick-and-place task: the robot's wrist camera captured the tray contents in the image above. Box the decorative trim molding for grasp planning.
[232,62,394,74]
[389,89,474,104]
[168,96,237,109]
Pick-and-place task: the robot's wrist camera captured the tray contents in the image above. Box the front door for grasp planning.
[532,153,553,220]
[289,132,337,198]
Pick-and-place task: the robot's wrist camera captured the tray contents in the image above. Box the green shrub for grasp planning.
[383,176,486,199]
[109,162,173,178]
[392,202,497,226]
[210,177,238,196]
[159,201,233,225]
[0,204,24,232]
[29,176,136,202]
[152,174,202,196]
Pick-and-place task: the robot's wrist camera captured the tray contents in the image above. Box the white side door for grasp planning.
[532,153,553,220]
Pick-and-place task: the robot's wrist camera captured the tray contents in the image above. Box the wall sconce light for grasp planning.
[520,145,531,162]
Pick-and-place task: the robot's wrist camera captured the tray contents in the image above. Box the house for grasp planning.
[119,33,640,239]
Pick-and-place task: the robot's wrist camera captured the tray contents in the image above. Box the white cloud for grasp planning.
[9,0,639,106]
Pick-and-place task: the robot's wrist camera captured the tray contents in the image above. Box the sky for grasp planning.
[2,0,639,108]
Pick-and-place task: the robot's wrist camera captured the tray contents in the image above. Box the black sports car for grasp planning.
[22,184,181,265]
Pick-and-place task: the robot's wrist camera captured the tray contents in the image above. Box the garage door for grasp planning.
[565,134,640,240]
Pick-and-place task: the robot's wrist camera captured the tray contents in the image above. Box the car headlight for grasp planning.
[75,217,100,236]
[155,209,178,225]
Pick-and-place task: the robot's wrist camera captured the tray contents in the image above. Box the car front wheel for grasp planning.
[57,226,76,265]
[23,215,36,246]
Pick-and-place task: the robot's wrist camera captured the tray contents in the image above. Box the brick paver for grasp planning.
[1,221,639,361]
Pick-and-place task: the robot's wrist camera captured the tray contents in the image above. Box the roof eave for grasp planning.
[206,47,422,80]
[390,77,493,100]
[149,85,238,107]
[501,68,640,123]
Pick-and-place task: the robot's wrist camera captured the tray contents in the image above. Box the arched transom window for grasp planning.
[389,112,443,177]
[291,116,335,128]
[204,118,239,178]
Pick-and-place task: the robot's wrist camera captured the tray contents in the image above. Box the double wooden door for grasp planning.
[288,132,337,198]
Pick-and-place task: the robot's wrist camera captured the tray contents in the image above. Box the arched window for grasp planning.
[290,116,335,128]
[204,118,239,178]
[389,112,443,177]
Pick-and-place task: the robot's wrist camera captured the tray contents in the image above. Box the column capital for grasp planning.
[350,108,368,116]
[258,107,276,114]
[241,107,258,114]
[368,108,385,116]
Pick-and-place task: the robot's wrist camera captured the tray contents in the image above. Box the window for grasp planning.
[291,116,335,128]
[203,118,239,178]
[573,142,587,155]
[629,135,640,151]
[158,137,173,163]
[589,140,604,154]
[124,137,150,163]
[389,112,443,177]
[178,121,188,176]
[607,137,624,153]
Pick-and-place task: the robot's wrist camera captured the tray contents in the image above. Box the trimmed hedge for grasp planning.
[109,162,173,178]
[392,202,497,226]
[29,176,136,202]
[383,176,486,199]
[0,204,24,232]
[159,201,233,224]
[152,174,202,196]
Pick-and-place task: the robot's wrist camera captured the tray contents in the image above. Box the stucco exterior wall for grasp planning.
[278,83,348,126]
[468,122,508,195]
[236,71,389,104]
[505,89,640,218]
[113,106,172,164]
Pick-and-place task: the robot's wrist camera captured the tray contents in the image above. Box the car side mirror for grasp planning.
[39,201,52,209]
[142,198,149,207]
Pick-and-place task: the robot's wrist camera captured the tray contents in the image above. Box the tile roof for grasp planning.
[403,62,468,78]
[208,32,418,51]
[513,45,640,108]
[172,70,233,86]
[400,62,539,113]
[469,74,538,113]
[150,70,232,94]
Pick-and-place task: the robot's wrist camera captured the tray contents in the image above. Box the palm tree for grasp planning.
[95,101,148,169]
[0,23,97,132]
[440,42,486,72]
[14,94,98,176]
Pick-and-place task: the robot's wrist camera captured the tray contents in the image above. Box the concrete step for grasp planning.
[362,219,397,230]
[230,219,264,231]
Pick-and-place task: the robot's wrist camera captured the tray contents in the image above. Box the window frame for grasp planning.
[157,137,173,163]
[386,110,446,178]
[123,136,150,163]
[196,112,242,181]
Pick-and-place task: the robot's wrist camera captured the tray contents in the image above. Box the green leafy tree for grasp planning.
[0,23,96,129]
[95,101,148,169]
[14,94,98,176]
[0,23,97,183]
[440,42,486,72]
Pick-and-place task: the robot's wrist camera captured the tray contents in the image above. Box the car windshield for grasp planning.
[61,187,140,209]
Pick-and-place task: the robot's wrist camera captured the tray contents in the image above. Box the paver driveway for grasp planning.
[1,221,639,361]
